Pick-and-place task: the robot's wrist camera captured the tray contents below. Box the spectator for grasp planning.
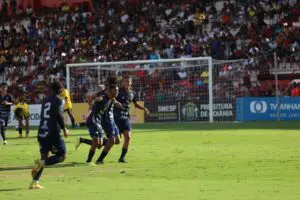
[0,0,298,103]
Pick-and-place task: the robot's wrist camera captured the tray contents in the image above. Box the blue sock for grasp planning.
[120,148,128,160]
[97,150,108,163]
[86,150,95,163]
[0,125,5,141]
[80,138,92,145]
[18,128,22,135]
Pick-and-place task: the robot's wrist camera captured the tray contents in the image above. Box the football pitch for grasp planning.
[0,122,300,200]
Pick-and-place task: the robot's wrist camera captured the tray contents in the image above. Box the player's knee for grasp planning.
[91,139,99,150]
[107,138,115,146]
[93,138,99,145]
[114,140,120,145]
[127,133,131,141]
[124,132,131,141]
[114,136,121,145]
[96,139,103,149]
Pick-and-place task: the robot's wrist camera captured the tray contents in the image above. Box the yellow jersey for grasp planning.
[60,88,72,110]
[14,102,30,118]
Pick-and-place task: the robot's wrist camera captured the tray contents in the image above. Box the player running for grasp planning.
[114,76,149,163]
[0,82,14,145]
[29,81,69,189]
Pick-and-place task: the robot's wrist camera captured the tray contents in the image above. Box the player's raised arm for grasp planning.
[87,85,106,109]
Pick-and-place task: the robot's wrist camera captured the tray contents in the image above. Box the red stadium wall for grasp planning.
[17,0,94,12]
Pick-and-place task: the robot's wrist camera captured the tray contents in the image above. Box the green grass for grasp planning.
[1,122,300,200]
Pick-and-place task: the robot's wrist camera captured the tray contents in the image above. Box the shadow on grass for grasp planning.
[0,188,25,192]
[0,162,85,172]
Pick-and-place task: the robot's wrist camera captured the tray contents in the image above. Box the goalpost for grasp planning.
[66,57,246,123]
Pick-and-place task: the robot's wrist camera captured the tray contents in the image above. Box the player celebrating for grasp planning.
[0,82,14,145]
[75,85,107,153]
[84,90,108,164]
[114,76,149,163]
[14,95,30,137]
[29,81,69,189]
[95,80,121,164]
[60,83,76,128]
[76,77,121,164]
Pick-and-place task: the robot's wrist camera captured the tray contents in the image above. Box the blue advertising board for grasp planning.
[236,97,300,121]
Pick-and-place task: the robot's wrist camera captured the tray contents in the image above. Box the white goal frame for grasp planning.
[66,57,214,123]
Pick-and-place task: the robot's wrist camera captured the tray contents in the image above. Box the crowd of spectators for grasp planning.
[0,0,299,103]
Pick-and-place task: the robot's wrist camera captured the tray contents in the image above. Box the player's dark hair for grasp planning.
[0,82,7,87]
[51,81,63,94]
[123,76,132,82]
[108,83,118,91]
[108,76,118,87]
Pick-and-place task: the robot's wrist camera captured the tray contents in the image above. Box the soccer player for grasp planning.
[114,76,149,163]
[95,81,121,164]
[75,85,107,153]
[76,78,121,164]
[60,84,76,128]
[14,96,30,137]
[29,81,69,189]
[84,91,108,164]
[0,82,14,145]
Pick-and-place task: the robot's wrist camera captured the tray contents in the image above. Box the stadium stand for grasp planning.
[0,0,299,103]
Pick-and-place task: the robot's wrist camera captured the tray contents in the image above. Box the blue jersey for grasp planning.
[87,93,119,138]
[101,93,115,123]
[0,94,13,119]
[86,100,105,125]
[38,95,64,139]
[114,88,137,119]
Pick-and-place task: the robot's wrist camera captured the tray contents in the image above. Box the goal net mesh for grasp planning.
[68,58,246,122]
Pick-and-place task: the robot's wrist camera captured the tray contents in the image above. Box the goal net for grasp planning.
[66,57,247,123]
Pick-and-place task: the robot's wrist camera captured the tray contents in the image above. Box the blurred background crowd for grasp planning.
[0,0,299,103]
